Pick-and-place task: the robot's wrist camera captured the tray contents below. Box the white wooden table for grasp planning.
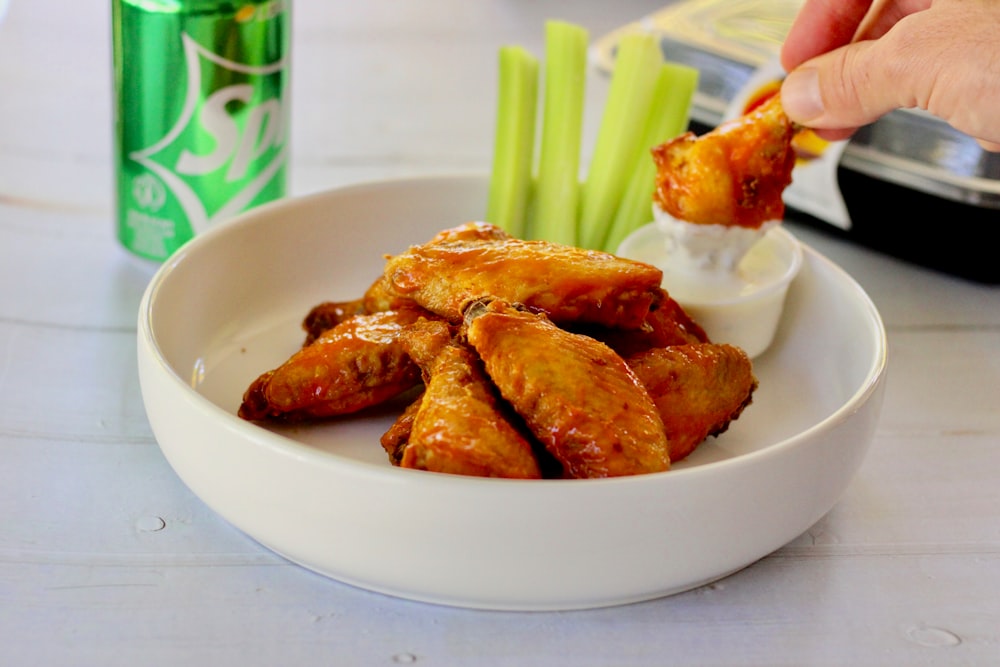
[2,1,999,665]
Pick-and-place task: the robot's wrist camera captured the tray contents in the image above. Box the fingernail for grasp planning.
[781,68,825,122]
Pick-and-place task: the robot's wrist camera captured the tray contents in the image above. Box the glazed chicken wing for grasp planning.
[625,343,757,462]
[652,92,796,228]
[464,299,670,478]
[390,318,543,478]
[238,308,429,422]
[381,222,663,329]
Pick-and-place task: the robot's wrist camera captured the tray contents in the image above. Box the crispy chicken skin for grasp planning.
[424,220,513,244]
[380,392,423,465]
[392,318,543,478]
[465,299,670,478]
[570,287,709,357]
[301,298,367,346]
[238,308,429,422]
[637,288,709,347]
[381,222,664,329]
[360,221,514,316]
[625,343,757,462]
[652,93,796,228]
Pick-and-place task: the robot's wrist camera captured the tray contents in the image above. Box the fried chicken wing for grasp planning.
[625,343,757,462]
[238,308,429,422]
[393,318,543,478]
[464,299,670,478]
[652,92,796,228]
[382,222,664,329]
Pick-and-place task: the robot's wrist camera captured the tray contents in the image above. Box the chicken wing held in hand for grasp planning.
[464,299,670,478]
[652,92,796,228]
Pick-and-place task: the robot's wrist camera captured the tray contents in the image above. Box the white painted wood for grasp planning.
[2,1,999,664]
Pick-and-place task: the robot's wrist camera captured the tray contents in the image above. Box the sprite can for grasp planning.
[112,0,290,262]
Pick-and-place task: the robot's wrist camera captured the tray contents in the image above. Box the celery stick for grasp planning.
[531,20,588,245]
[486,45,539,238]
[577,31,662,250]
[602,62,698,253]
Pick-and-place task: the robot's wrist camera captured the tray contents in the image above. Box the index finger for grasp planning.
[781,0,874,70]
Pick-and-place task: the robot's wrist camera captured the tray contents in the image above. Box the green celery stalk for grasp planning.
[531,20,589,245]
[486,45,539,238]
[602,62,699,253]
[577,31,663,250]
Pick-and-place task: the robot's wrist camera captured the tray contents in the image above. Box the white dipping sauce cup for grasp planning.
[618,219,804,359]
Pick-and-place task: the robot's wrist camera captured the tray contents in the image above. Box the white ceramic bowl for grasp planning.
[137,174,888,611]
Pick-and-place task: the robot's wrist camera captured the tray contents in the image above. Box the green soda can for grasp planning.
[112,0,290,262]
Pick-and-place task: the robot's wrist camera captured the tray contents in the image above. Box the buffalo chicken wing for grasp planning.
[652,93,796,228]
[464,299,671,478]
[238,307,430,422]
[390,318,543,478]
[625,343,757,462]
[381,222,663,329]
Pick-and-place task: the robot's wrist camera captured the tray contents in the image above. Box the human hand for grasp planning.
[779,0,1000,152]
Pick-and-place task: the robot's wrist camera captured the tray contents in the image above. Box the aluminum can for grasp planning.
[112,0,290,262]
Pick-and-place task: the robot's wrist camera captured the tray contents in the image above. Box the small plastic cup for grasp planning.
[617,220,803,359]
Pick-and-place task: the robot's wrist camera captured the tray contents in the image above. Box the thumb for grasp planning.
[977,139,1000,153]
[781,4,1000,149]
[780,41,904,132]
